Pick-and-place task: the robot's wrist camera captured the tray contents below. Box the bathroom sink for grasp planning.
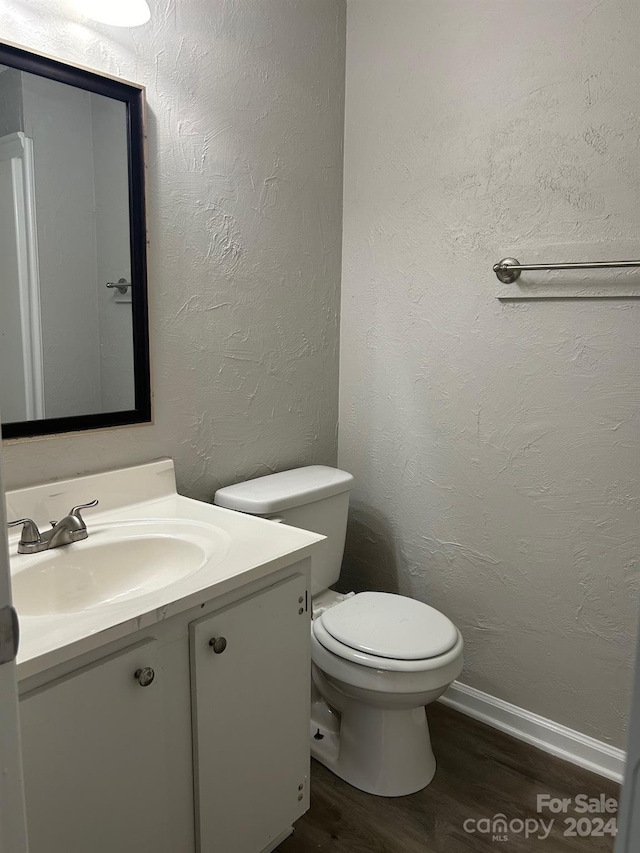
[7,459,324,677]
[11,519,230,616]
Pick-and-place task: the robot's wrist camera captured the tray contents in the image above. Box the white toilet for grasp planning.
[214,465,464,798]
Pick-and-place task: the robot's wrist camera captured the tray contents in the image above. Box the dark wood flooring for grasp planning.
[279,704,620,852]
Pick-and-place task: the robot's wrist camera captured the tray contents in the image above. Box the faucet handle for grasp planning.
[8,518,42,544]
[69,500,99,523]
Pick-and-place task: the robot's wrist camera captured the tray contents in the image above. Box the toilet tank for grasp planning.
[214,466,354,596]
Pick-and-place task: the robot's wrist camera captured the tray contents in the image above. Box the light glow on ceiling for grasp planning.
[73,0,151,27]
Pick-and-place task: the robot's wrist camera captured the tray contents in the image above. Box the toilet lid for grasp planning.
[318,592,458,661]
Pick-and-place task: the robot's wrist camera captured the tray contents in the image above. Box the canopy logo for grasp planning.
[462,795,618,841]
[463,815,554,841]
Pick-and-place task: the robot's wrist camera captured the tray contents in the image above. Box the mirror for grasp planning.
[0,43,150,439]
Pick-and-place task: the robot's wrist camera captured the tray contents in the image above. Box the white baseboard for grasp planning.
[438,681,625,783]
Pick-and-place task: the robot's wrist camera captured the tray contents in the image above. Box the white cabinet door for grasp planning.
[20,638,170,853]
[0,450,29,853]
[191,574,310,853]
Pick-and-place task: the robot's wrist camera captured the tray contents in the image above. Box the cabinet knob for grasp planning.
[134,667,155,687]
[209,636,227,654]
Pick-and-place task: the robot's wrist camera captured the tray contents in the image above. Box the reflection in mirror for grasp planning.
[0,66,133,423]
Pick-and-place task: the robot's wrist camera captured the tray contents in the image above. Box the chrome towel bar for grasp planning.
[493,257,640,284]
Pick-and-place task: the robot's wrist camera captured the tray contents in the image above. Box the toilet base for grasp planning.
[310,694,436,797]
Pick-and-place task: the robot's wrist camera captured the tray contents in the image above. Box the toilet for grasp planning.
[214,465,464,798]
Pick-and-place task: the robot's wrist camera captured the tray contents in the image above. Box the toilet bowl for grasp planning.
[310,590,463,796]
[214,466,464,797]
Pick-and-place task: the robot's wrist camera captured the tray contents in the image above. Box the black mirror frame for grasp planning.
[0,42,151,440]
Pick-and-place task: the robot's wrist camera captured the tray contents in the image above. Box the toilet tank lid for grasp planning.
[214,466,354,515]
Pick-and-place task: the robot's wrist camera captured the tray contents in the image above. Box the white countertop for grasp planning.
[7,460,323,680]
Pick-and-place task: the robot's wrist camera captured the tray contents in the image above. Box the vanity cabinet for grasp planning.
[18,565,310,853]
[191,574,310,853]
[20,639,170,853]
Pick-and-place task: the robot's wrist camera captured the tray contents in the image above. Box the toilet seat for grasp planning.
[312,618,463,673]
[319,591,458,660]
[313,593,461,673]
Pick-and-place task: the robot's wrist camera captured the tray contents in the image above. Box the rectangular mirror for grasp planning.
[0,42,150,439]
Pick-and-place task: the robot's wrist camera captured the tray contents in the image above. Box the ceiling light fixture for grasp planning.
[73,0,151,27]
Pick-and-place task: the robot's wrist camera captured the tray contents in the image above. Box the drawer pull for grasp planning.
[134,667,155,687]
[209,637,227,654]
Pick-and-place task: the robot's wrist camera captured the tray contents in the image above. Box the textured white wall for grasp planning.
[340,0,640,746]
[1,0,345,498]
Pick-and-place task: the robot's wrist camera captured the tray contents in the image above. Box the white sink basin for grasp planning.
[11,519,230,616]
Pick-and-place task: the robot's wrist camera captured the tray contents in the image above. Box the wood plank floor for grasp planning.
[278,704,620,852]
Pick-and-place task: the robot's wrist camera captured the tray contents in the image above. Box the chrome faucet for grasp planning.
[8,500,99,555]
